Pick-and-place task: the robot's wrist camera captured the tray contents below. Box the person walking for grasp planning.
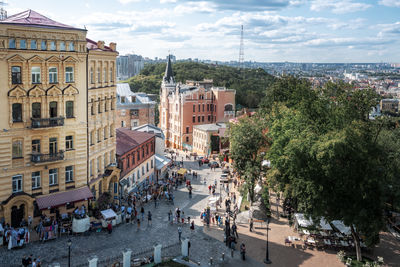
[107,221,112,234]
[232,223,239,239]
[137,218,141,231]
[148,211,152,226]
[168,210,172,223]
[178,226,182,242]
[249,218,253,232]
[240,243,246,260]
[141,206,145,221]
[154,195,157,208]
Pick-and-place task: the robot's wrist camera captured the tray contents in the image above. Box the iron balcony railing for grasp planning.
[31,151,64,163]
[31,117,64,128]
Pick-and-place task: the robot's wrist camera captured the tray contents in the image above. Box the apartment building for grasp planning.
[0,9,118,226]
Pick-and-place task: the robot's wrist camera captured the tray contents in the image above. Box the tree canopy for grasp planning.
[122,62,275,108]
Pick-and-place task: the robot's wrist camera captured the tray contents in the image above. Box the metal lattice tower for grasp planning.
[238,25,244,70]
[0,0,7,21]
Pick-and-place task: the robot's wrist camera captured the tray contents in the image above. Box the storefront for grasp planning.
[155,154,172,182]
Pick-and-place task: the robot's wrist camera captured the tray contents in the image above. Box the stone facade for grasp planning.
[0,10,119,226]
[159,56,235,150]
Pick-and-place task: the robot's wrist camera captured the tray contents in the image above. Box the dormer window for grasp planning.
[131,96,136,102]
[121,96,126,103]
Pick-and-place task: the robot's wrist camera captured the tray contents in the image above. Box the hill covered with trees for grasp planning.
[123,62,276,108]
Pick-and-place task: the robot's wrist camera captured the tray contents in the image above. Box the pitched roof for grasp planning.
[86,38,114,52]
[116,128,155,155]
[0,9,84,31]
[163,55,175,84]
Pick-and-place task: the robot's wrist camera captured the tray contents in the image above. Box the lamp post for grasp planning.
[264,219,271,264]
[67,239,72,267]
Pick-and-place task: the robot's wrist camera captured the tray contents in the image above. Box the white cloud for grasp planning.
[118,0,142,4]
[378,0,400,7]
[310,0,371,14]
[174,2,216,14]
[160,0,178,3]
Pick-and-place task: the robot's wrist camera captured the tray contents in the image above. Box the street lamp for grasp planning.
[67,239,72,267]
[264,219,271,264]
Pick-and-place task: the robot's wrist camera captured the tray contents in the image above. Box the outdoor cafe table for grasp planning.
[306,238,316,244]
[303,229,311,235]
[319,231,329,237]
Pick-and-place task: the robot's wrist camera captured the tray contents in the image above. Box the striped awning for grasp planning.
[36,186,93,210]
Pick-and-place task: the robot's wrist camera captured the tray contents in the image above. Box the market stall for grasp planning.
[101,209,117,228]
[294,213,313,231]
[72,215,90,233]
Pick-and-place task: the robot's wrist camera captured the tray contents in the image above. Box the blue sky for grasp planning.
[5,0,400,62]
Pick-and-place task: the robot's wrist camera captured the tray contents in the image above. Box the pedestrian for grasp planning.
[232,223,239,239]
[137,218,141,231]
[148,211,152,226]
[240,243,246,260]
[141,206,145,221]
[168,210,172,223]
[107,221,112,234]
[249,218,253,232]
[212,215,215,224]
[178,226,182,242]
[190,220,195,231]
[22,255,28,267]
[154,195,157,208]
[208,185,211,194]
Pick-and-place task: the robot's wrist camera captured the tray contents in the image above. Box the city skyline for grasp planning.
[3,0,400,63]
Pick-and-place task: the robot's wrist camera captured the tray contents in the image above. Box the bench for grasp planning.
[251,219,266,228]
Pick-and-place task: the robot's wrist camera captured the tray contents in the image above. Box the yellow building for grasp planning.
[0,10,118,227]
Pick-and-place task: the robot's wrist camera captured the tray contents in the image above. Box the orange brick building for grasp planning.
[159,56,235,150]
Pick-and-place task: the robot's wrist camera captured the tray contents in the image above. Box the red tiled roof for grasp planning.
[0,9,84,31]
[86,38,113,52]
[36,186,93,210]
[116,128,155,156]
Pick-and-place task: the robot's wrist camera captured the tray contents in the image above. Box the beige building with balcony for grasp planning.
[0,10,118,227]
[192,123,226,156]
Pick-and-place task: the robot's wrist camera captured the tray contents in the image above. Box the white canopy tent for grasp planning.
[319,218,333,231]
[101,209,117,220]
[72,216,90,233]
[294,213,313,229]
[332,220,351,235]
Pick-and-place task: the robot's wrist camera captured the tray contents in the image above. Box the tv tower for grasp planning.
[0,0,7,21]
[238,25,244,70]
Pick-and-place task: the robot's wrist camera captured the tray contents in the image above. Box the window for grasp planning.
[50,41,56,50]
[65,67,74,82]
[49,101,57,118]
[98,98,101,113]
[110,151,113,164]
[49,137,58,155]
[121,96,126,103]
[121,110,126,116]
[186,127,189,134]
[12,103,22,122]
[208,115,211,122]
[90,160,93,176]
[198,104,200,112]
[142,148,144,158]
[202,116,204,122]
[121,120,125,127]
[198,116,200,122]
[60,41,66,51]
[110,67,113,82]
[104,127,107,140]
[137,170,140,179]
[97,68,101,82]
[110,124,114,137]
[127,156,130,168]
[30,40,37,49]
[90,68,94,83]
[12,175,23,193]
[193,105,195,112]
[31,102,41,119]
[41,40,47,50]
[151,159,153,168]
[11,66,22,84]
[65,166,73,182]
[69,42,74,51]
[66,101,74,118]
[66,135,73,150]
[91,99,94,115]
[114,182,118,194]
[132,154,135,165]
[31,67,41,83]
[137,150,140,161]
[90,131,94,145]
[97,157,101,172]
[192,116,195,123]
[49,67,57,83]
[97,129,101,142]
[104,154,107,169]
[202,104,205,112]
[32,139,41,153]
[12,140,23,158]
[105,100,108,112]
[49,169,58,185]
[104,68,107,82]
[142,166,145,175]
[20,39,27,49]
[207,104,209,111]
[32,171,41,189]
[146,162,149,172]
[9,38,16,49]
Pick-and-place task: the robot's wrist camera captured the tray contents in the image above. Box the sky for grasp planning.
[4,0,400,63]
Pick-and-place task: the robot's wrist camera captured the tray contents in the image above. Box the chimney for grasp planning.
[97,40,105,50]
[109,42,117,51]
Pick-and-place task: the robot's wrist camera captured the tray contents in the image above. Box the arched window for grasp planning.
[12,103,22,122]
[32,102,41,119]
[224,104,233,111]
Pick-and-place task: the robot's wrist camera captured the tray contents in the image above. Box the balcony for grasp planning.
[31,151,64,163]
[31,117,64,128]
[224,111,235,116]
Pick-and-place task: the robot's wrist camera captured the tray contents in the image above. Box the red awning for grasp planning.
[36,186,93,210]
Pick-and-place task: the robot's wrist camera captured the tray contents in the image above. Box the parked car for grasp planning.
[209,161,219,168]
[202,158,210,164]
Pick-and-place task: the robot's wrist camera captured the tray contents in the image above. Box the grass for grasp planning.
[154,259,187,267]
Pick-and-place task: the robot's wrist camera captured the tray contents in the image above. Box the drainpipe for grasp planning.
[86,46,90,209]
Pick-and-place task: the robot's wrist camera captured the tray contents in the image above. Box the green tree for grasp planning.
[265,77,389,261]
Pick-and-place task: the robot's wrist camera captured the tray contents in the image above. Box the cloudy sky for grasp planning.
[5,0,400,62]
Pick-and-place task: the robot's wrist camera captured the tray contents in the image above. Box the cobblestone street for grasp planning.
[0,155,236,267]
